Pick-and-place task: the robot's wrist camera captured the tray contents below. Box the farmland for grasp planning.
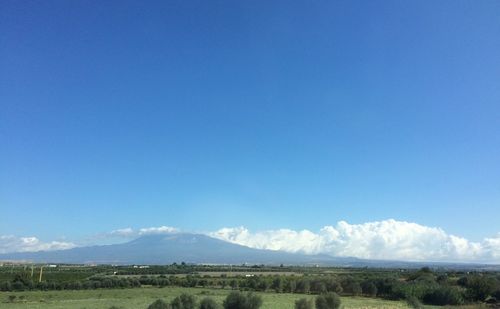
[0,286,416,309]
[0,264,499,308]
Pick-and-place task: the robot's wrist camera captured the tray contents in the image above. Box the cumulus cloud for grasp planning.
[483,234,500,260]
[210,219,500,263]
[139,226,178,235]
[106,226,179,239]
[0,235,76,254]
[0,225,179,253]
[2,221,499,263]
[109,228,135,237]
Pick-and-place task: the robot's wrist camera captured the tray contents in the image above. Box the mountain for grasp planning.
[2,233,498,270]
[0,233,358,265]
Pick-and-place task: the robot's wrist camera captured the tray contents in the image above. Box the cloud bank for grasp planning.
[109,226,179,238]
[0,235,76,254]
[1,220,499,263]
[210,219,500,263]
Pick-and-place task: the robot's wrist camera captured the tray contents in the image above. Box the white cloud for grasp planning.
[105,225,179,239]
[139,226,178,235]
[210,219,500,263]
[483,234,500,260]
[109,228,135,237]
[0,225,179,253]
[0,235,76,254]
[2,221,499,263]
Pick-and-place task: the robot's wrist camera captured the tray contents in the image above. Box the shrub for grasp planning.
[171,293,196,309]
[199,297,219,309]
[465,275,497,301]
[295,297,313,309]
[422,286,464,306]
[405,296,423,309]
[361,281,378,297]
[223,291,262,309]
[324,279,342,294]
[148,299,170,309]
[457,276,468,287]
[493,289,500,300]
[340,277,361,296]
[315,292,341,309]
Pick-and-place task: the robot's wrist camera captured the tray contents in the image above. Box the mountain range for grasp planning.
[0,233,348,265]
[1,233,498,270]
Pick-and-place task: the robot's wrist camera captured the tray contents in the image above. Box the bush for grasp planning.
[171,293,196,309]
[422,286,464,306]
[148,299,171,309]
[465,275,498,301]
[199,297,219,309]
[223,291,262,309]
[315,292,341,309]
[405,296,423,309]
[295,297,313,309]
[361,281,378,297]
[493,289,500,300]
[340,277,361,296]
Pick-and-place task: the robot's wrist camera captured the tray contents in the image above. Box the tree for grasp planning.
[223,291,262,309]
[466,275,497,301]
[271,277,283,293]
[422,286,464,306]
[245,293,263,309]
[171,293,197,309]
[361,281,378,297]
[0,281,12,292]
[405,296,423,309]
[148,299,170,309]
[311,280,326,294]
[296,279,311,294]
[324,278,342,294]
[285,279,297,293]
[315,293,341,309]
[199,297,219,309]
[223,291,247,309]
[341,277,362,296]
[295,298,313,309]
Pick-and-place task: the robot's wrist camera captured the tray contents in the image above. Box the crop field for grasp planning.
[0,287,414,309]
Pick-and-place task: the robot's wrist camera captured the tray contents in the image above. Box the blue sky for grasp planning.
[1,0,499,251]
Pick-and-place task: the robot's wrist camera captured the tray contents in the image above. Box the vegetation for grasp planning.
[199,297,219,309]
[294,298,313,309]
[148,299,171,309]
[0,286,415,308]
[315,292,341,309]
[1,263,499,307]
[223,291,262,309]
[171,293,197,309]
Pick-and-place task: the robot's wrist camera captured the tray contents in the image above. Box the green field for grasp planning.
[0,287,413,309]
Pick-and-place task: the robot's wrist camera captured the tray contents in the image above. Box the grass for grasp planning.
[0,287,412,309]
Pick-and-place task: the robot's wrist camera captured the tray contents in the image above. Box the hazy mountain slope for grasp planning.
[0,233,357,265]
[2,233,497,270]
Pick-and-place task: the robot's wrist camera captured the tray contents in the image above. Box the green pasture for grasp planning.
[0,287,413,309]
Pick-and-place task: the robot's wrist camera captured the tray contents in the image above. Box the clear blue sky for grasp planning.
[1,0,499,242]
